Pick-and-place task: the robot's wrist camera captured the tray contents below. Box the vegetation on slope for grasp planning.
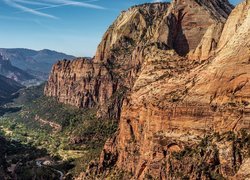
[0,134,61,180]
[0,84,118,178]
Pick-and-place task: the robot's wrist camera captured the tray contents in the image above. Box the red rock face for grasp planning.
[45,59,95,107]
[45,3,173,118]
[45,0,231,119]
[46,0,250,179]
[97,1,250,179]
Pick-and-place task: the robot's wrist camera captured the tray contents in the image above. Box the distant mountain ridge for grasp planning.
[0,74,23,104]
[0,54,34,83]
[0,48,75,80]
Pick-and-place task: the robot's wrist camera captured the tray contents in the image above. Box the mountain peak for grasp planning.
[45,0,235,117]
[128,2,170,11]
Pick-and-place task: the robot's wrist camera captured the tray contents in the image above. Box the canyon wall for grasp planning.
[45,0,250,179]
[96,0,250,179]
[45,0,232,119]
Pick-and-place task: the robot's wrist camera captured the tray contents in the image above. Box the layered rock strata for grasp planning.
[96,0,250,179]
[45,0,232,119]
[45,0,250,179]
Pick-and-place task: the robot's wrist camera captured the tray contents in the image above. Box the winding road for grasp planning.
[36,160,64,180]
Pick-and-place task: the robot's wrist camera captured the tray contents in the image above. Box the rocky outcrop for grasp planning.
[45,0,232,119]
[188,22,224,60]
[45,0,250,179]
[96,0,250,179]
[234,158,250,180]
[45,59,95,108]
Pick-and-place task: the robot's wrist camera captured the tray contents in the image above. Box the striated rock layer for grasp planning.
[96,0,250,179]
[45,0,250,179]
[45,0,232,119]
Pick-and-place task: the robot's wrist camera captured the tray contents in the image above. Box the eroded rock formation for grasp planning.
[96,0,250,179]
[45,0,250,179]
[45,0,232,119]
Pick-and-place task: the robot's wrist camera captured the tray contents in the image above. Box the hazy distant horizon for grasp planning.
[0,0,242,57]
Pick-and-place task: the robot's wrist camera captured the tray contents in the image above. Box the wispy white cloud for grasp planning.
[12,0,54,6]
[152,0,165,2]
[4,0,58,19]
[42,0,105,9]
[15,0,103,14]
[4,0,105,19]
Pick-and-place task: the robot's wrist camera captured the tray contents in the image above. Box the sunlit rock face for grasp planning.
[96,0,250,179]
[46,0,250,179]
[45,0,232,119]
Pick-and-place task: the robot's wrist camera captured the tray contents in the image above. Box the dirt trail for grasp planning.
[35,115,62,132]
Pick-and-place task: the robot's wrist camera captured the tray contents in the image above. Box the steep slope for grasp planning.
[45,0,231,119]
[94,0,250,179]
[0,48,75,80]
[0,74,24,104]
[0,54,34,83]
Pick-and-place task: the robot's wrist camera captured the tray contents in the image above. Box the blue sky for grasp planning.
[0,0,242,57]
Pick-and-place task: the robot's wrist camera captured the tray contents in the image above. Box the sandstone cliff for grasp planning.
[95,0,250,179]
[45,0,232,119]
[45,0,250,179]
